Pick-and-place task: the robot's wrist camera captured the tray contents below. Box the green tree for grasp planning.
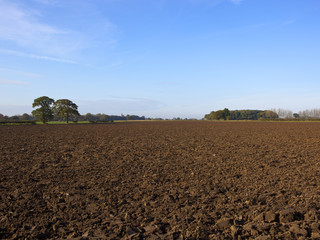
[223,108,230,120]
[20,113,32,120]
[10,115,19,121]
[100,114,109,121]
[293,113,300,119]
[53,99,80,123]
[213,110,225,120]
[84,113,95,121]
[259,110,279,119]
[204,113,211,120]
[32,96,55,123]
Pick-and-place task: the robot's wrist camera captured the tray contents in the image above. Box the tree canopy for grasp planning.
[53,99,80,123]
[32,96,55,123]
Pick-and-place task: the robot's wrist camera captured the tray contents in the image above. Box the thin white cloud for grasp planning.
[29,54,77,64]
[0,67,43,78]
[0,0,87,57]
[0,0,117,63]
[0,78,28,86]
[0,49,76,64]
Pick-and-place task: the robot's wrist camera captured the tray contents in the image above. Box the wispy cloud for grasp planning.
[0,49,76,64]
[0,0,80,57]
[0,0,98,58]
[0,78,28,86]
[0,67,42,78]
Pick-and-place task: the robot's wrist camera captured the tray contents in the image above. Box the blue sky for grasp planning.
[1,0,320,118]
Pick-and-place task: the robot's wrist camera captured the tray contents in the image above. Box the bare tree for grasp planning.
[298,109,320,119]
[271,108,293,119]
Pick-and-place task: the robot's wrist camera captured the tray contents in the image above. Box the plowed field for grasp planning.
[1,122,320,239]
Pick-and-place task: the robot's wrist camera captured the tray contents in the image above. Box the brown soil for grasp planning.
[1,122,320,239]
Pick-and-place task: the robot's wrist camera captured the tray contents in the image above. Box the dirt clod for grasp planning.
[280,209,297,223]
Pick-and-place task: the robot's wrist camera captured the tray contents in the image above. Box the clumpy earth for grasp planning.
[1,121,320,239]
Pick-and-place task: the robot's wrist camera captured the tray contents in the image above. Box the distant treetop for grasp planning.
[204,109,279,120]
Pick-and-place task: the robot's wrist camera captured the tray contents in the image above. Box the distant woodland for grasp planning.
[0,112,146,122]
[204,108,320,120]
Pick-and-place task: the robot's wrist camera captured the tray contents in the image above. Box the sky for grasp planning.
[0,0,320,118]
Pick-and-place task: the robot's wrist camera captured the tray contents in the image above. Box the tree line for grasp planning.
[204,109,279,120]
[205,108,320,120]
[266,108,320,120]
[0,96,147,123]
[0,112,147,122]
[80,113,146,121]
